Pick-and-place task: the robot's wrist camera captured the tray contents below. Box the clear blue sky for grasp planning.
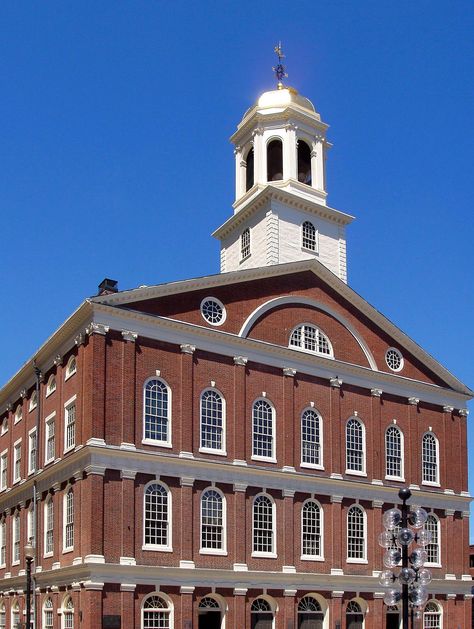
[1,1,473,529]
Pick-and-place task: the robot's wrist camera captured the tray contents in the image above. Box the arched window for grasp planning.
[198,596,223,628]
[423,601,442,629]
[200,390,225,453]
[144,482,171,550]
[45,496,54,555]
[62,597,74,629]
[386,605,399,629]
[425,514,440,565]
[65,355,77,380]
[422,433,439,484]
[64,488,74,551]
[241,228,251,260]
[298,596,324,628]
[346,418,365,474]
[301,500,323,559]
[251,597,275,629]
[0,603,5,629]
[142,593,173,629]
[0,518,6,566]
[301,408,322,467]
[43,597,54,629]
[246,147,254,192]
[297,140,312,185]
[385,425,404,479]
[143,379,171,446]
[29,391,37,412]
[347,505,366,561]
[267,138,283,182]
[253,494,275,555]
[252,399,275,460]
[14,406,22,424]
[346,601,364,629]
[12,511,20,563]
[302,221,317,251]
[46,375,56,397]
[11,601,20,629]
[200,489,225,553]
[289,324,333,357]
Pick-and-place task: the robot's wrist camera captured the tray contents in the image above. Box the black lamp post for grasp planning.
[24,543,34,629]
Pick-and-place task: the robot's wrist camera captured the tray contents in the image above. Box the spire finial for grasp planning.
[273,42,288,89]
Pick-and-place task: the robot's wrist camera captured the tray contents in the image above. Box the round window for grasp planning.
[200,297,226,326]
[385,348,404,372]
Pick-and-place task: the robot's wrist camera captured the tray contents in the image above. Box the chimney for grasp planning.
[98,278,118,296]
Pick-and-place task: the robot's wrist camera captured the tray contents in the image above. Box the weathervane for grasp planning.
[273,42,288,89]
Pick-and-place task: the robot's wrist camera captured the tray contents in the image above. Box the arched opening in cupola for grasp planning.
[245,147,254,191]
[267,139,283,182]
[297,140,312,185]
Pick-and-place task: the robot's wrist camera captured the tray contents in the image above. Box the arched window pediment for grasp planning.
[143,378,171,446]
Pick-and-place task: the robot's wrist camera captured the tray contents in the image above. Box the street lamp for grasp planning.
[379,488,432,628]
[24,543,34,629]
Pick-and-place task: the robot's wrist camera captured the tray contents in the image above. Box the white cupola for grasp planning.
[213,56,354,282]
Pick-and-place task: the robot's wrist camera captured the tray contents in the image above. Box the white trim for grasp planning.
[300,498,324,561]
[289,322,334,359]
[62,486,74,553]
[11,511,20,565]
[142,376,172,448]
[0,449,7,491]
[384,424,405,481]
[425,513,441,567]
[251,397,276,462]
[141,592,174,629]
[300,406,324,469]
[345,416,366,475]
[45,374,57,397]
[63,395,77,454]
[13,406,22,425]
[385,347,404,373]
[422,431,440,486]
[200,296,227,327]
[142,479,173,552]
[199,486,227,555]
[199,388,227,456]
[44,412,56,465]
[301,219,319,254]
[61,595,74,629]
[12,438,21,484]
[28,427,37,475]
[346,503,367,562]
[238,296,377,370]
[64,355,77,381]
[252,492,276,557]
[44,495,54,557]
[28,391,37,412]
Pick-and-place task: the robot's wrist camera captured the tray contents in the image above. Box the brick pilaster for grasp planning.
[233,356,247,464]
[180,345,195,457]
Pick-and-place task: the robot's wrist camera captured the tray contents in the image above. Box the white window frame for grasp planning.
[142,377,172,448]
[301,220,319,253]
[45,375,57,397]
[63,487,74,553]
[199,487,227,555]
[425,513,441,568]
[0,419,7,435]
[12,511,20,565]
[29,391,37,412]
[200,297,227,327]
[64,355,77,381]
[345,417,366,476]
[252,492,277,558]
[0,450,7,491]
[61,595,74,629]
[43,597,54,629]
[385,425,405,481]
[141,592,174,629]
[346,504,367,563]
[0,603,5,629]
[142,480,172,552]
[241,227,251,261]
[422,432,440,486]
[27,504,35,546]
[44,496,54,557]
[11,601,19,629]
[14,406,22,425]
[199,388,226,456]
[0,519,6,567]
[301,498,324,561]
[64,395,77,453]
[28,428,37,475]
[423,600,442,629]
[13,439,22,484]
[300,407,324,470]
[289,323,334,358]
[251,398,276,463]
[44,412,56,465]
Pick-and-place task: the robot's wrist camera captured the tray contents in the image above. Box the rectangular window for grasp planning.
[64,490,74,551]
[45,414,55,463]
[28,429,37,475]
[13,441,21,483]
[45,499,54,555]
[0,452,7,491]
[64,401,76,452]
[13,514,20,563]
[0,520,5,566]
[44,610,53,629]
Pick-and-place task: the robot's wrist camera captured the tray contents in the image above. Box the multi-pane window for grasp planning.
[43,598,54,629]
[241,228,250,260]
[14,407,22,424]
[0,604,5,628]
[28,429,37,474]
[144,380,170,444]
[64,402,76,452]
[64,489,74,551]
[301,409,322,467]
[29,391,37,411]
[200,489,224,551]
[346,418,365,473]
[45,498,54,555]
[289,324,332,356]
[302,221,317,251]
[200,390,224,452]
[252,400,274,460]
[347,505,365,560]
[45,415,55,463]
[425,514,440,565]
[63,597,74,629]
[422,433,439,484]
[46,376,56,396]
[0,452,7,490]
[385,425,403,478]
[251,598,274,626]
[65,356,77,379]
[11,603,19,629]
[0,519,6,566]
[301,500,322,558]
[27,507,35,545]
[13,442,21,483]
[144,483,170,548]
[12,512,20,563]
[143,594,171,629]
[253,494,274,555]
[423,602,441,628]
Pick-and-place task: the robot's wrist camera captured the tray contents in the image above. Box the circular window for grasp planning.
[386,348,404,372]
[200,297,226,326]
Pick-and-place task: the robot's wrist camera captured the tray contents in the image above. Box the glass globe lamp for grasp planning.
[417,529,433,547]
[398,567,416,584]
[383,548,402,568]
[410,548,428,568]
[383,508,402,530]
[397,527,414,546]
[409,506,428,529]
[378,531,394,549]
[379,570,395,587]
[417,568,432,585]
[409,586,428,607]
[383,589,401,607]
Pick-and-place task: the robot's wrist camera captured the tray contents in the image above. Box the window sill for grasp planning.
[385,476,405,482]
[44,459,54,467]
[199,549,228,556]
[301,462,324,471]
[251,551,277,559]
[45,391,55,398]
[142,439,172,449]
[199,448,227,457]
[64,371,76,382]
[422,481,440,488]
[11,561,19,567]
[62,548,73,555]
[301,555,324,561]
[28,406,37,413]
[12,478,21,485]
[142,545,173,553]
[251,455,277,464]
[301,246,319,255]
[63,446,75,455]
[346,558,368,564]
[425,562,441,568]
[43,552,53,559]
[345,470,367,477]
[240,254,251,265]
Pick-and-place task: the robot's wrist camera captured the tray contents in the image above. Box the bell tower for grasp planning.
[213,48,354,282]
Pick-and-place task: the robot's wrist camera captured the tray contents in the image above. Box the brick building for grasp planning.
[0,82,472,629]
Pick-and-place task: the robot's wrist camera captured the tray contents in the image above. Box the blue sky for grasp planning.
[1,2,473,529]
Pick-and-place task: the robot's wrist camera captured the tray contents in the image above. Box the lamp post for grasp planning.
[379,488,432,628]
[24,543,34,629]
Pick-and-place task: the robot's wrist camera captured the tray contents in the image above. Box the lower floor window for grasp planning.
[143,594,172,629]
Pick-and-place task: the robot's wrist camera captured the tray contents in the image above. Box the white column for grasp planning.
[312,135,325,192]
[285,123,297,180]
[234,145,243,200]
[253,127,265,184]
